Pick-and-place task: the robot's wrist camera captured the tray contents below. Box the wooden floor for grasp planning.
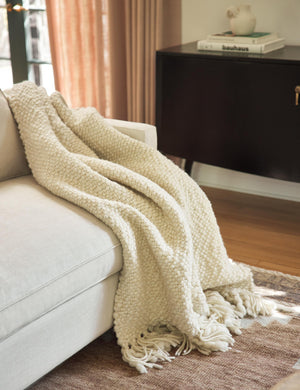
[202,186,300,276]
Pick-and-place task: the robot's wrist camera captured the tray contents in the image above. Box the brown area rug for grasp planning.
[31,267,300,390]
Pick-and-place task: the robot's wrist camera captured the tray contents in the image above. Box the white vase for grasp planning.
[226,4,256,36]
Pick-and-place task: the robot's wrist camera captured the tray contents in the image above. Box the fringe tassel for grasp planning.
[217,287,276,318]
[121,325,182,374]
[121,316,235,373]
[205,290,242,335]
[120,288,276,374]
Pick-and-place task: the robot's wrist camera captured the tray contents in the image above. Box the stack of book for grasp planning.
[197,31,285,54]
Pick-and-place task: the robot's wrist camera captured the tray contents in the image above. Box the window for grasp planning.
[0,0,54,93]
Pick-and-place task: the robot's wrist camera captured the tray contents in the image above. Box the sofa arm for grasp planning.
[105,118,157,150]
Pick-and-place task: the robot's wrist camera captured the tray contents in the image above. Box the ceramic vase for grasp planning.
[226,4,256,36]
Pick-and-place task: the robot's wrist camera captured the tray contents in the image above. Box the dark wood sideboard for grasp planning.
[156,42,300,182]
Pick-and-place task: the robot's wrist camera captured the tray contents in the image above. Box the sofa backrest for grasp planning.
[0,89,30,182]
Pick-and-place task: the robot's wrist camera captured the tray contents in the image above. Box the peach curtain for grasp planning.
[46,0,181,124]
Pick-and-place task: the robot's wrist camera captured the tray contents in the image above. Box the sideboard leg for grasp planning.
[184,159,193,175]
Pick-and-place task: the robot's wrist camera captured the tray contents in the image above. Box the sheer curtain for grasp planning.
[46,0,181,124]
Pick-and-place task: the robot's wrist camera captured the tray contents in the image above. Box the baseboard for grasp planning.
[191,162,300,202]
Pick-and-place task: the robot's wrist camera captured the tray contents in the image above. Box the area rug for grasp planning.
[31,267,300,390]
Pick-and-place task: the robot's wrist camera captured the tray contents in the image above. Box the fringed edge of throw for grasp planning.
[120,289,276,374]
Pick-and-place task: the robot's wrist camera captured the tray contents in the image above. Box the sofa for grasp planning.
[0,89,157,390]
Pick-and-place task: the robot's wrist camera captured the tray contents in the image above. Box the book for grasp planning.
[207,31,278,44]
[197,38,285,54]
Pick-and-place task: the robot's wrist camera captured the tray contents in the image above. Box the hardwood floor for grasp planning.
[202,186,300,276]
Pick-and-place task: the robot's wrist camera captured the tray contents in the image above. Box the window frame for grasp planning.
[6,0,28,83]
[1,0,52,84]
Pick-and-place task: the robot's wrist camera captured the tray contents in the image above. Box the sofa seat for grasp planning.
[0,175,123,342]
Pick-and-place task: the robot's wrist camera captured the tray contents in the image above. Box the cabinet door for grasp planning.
[233,60,300,181]
[156,54,300,182]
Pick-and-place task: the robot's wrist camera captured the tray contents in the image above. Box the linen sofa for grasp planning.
[0,89,157,390]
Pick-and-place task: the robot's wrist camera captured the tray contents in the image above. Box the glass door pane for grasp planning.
[23,1,55,93]
[28,63,54,92]
[0,60,13,90]
[24,10,52,63]
[23,0,46,8]
[0,6,10,58]
[0,4,13,89]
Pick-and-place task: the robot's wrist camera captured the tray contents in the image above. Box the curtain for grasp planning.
[46,0,181,124]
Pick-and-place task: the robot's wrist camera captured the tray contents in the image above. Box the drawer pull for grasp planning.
[295,86,300,106]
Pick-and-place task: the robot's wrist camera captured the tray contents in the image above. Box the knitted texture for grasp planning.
[6,82,274,373]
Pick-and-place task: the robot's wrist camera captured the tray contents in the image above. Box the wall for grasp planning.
[182,0,300,44]
[181,0,300,201]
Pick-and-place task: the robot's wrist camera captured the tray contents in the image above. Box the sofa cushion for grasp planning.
[0,175,122,341]
[0,90,31,182]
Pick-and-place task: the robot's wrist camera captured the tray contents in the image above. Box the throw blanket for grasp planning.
[6,82,274,373]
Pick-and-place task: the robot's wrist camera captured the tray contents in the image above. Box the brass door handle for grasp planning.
[6,3,27,12]
[295,86,300,106]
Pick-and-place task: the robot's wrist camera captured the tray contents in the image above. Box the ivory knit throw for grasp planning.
[6,82,274,373]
